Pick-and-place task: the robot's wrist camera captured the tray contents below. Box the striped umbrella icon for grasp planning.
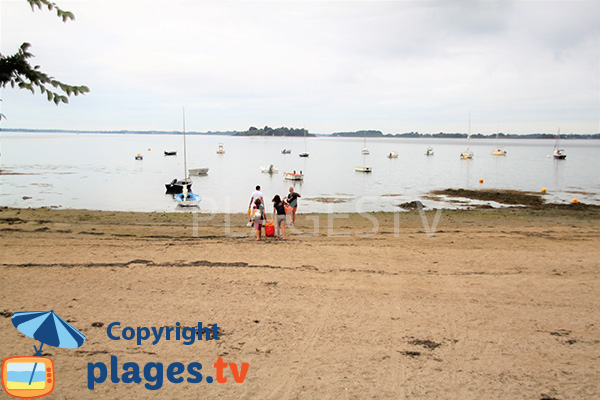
[11,311,86,385]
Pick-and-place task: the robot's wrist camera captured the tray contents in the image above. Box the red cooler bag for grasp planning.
[264,219,275,237]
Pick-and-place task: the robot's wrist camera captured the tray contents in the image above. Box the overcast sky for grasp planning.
[1,0,599,134]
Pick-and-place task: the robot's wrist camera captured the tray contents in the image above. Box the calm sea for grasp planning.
[0,132,598,213]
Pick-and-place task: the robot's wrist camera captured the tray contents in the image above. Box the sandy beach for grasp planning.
[1,205,599,399]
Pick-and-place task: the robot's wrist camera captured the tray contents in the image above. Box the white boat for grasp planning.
[260,165,278,174]
[189,167,209,175]
[284,172,304,181]
[175,108,201,207]
[491,131,506,156]
[553,128,566,159]
[299,129,309,157]
[387,151,398,158]
[460,150,474,159]
[216,143,225,154]
[425,147,434,156]
[175,190,201,207]
[361,131,370,154]
[460,113,474,159]
[355,166,372,173]
[282,149,291,154]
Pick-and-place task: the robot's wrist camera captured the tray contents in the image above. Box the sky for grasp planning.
[1,0,599,134]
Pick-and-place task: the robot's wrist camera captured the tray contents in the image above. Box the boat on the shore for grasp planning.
[355,166,372,173]
[174,108,201,207]
[553,128,566,159]
[164,150,177,156]
[175,190,201,207]
[189,167,209,176]
[284,172,304,181]
[261,165,278,174]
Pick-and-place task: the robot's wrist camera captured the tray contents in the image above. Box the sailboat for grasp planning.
[491,131,507,156]
[361,131,369,155]
[174,108,201,207]
[460,113,474,159]
[355,137,372,172]
[553,128,566,159]
[299,128,309,157]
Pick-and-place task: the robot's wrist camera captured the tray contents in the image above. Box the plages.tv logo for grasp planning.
[1,310,86,399]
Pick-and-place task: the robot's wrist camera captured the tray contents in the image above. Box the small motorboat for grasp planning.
[164,150,177,156]
[135,153,143,160]
[175,190,201,207]
[189,167,209,176]
[282,149,291,154]
[261,165,278,174]
[361,148,370,155]
[425,147,434,156]
[492,147,507,156]
[387,151,398,158]
[355,166,372,173]
[284,172,304,181]
[298,152,309,157]
[165,178,192,194]
[216,143,225,154]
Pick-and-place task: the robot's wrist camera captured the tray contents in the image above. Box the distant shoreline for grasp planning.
[1,128,599,139]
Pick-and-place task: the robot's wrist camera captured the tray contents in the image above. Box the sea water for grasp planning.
[0,132,598,213]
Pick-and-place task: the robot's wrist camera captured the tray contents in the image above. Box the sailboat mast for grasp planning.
[182,107,188,180]
[304,127,307,151]
[555,127,560,150]
[468,112,471,150]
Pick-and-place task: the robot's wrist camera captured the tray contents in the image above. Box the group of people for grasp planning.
[248,185,301,241]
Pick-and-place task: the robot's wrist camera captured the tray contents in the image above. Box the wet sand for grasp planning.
[1,206,599,399]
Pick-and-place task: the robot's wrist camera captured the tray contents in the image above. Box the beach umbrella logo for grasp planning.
[2,310,86,399]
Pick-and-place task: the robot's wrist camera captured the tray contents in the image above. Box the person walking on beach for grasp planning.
[272,195,287,240]
[286,186,301,226]
[251,198,265,241]
[248,185,264,212]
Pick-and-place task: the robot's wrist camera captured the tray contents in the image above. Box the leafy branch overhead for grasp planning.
[0,0,89,106]
[27,0,75,22]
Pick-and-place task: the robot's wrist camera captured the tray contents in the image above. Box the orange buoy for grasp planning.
[541,188,547,193]
[571,198,579,204]
[479,178,484,184]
